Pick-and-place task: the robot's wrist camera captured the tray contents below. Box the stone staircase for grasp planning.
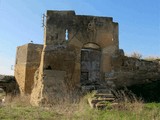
[81,82,118,109]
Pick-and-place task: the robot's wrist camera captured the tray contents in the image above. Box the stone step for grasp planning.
[88,98,115,104]
[95,102,118,109]
[95,103,106,109]
[95,89,112,94]
[105,77,117,81]
[81,84,107,90]
[88,97,116,108]
[93,98,115,102]
[94,93,114,98]
[94,85,107,89]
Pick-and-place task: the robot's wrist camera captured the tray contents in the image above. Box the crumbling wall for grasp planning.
[15,43,43,95]
[104,53,160,88]
[30,10,119,106]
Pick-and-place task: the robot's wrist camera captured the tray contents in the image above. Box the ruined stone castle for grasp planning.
[14,10,160,106]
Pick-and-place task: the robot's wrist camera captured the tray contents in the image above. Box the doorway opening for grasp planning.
[80,43,101,85]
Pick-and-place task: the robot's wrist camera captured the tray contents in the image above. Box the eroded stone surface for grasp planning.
[31,10,119,106]
[15,43,43,94]
[109,55,160,87]
[14,10,160,106]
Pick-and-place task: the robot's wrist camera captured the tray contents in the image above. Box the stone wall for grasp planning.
[15,43,43,94]
[43,10,119,72]
[104,54,160,88]
[30,10,119,106]
[15,44,28,94]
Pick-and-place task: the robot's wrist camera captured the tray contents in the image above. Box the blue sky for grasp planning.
[0,0,159,75]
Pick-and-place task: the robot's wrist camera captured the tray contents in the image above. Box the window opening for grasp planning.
[65,29,69,40]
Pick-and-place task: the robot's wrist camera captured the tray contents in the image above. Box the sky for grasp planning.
[0,0,159,75]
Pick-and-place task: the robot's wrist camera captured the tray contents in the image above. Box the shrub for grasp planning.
[126,52,142,59]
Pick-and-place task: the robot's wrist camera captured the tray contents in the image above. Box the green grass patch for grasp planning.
[0,106,61,120]
[0,102,160,120]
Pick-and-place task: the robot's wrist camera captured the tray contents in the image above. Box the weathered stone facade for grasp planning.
[107,55,160,88]
[15,43,43,94]
[14,10,160,106]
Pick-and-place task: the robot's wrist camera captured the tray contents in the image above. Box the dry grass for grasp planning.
[0,91,160,120]
[144,56,160,61]
[125,52,142,59]
[5,94,31,107]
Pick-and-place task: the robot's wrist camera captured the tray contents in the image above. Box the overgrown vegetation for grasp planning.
[125,52,142,59]
[0,93,160,120]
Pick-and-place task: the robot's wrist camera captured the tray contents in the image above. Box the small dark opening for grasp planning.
[46,65,52,70]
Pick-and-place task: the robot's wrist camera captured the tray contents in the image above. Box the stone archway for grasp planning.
[80,43,101,85]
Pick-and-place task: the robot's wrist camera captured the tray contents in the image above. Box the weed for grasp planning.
[0,92,160,119]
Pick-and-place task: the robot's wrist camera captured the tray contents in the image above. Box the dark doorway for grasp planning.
[80,48,101,85]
